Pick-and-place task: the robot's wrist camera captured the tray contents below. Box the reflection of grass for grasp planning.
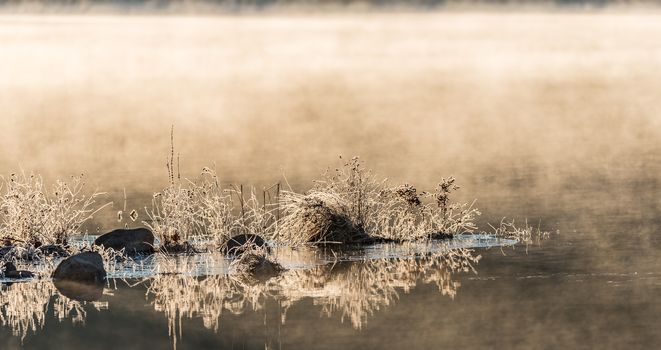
[146,245,480,347]
[0,281,107,341]
[297,247,480,329]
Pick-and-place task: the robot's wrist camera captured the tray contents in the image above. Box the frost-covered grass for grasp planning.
[142,128,282,252]
[145,155,481,247]
[144,166,280,252]
[0,173,108,250]
[276,156,481,244]
[489,218,552,253]
[0,130,513,269]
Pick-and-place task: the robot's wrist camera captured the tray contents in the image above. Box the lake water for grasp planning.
[0,12,660,349]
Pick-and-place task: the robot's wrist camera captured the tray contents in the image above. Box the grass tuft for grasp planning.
[276,157,480,244]
[0,172,108,250]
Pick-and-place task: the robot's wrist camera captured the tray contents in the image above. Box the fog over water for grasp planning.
[1,13,659,220]
[0,11,659,349]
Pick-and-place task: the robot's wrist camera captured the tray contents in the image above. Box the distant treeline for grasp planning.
[0,0,651,7]
[0,0,656,13]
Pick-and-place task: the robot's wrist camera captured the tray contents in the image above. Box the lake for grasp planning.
[0,12,660,349]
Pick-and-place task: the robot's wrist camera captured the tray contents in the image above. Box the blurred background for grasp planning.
[1,7,659,227]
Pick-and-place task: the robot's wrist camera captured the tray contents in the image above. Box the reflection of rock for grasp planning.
[54,279,104,302]
[1,262,34,279]
[52,252,106,283]
[222,234,267,256]
[229,251,284,281]
[94,228,155,255]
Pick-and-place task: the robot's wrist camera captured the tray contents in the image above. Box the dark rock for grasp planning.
[313,216,371,244]
[94,228,155,255]
[37,244,70,257]
[431,231,454,240]
[222,234,267,256]
[2,262,35,279]
[4,270,35,279]
[52,252,106,283]
[54,279,104,302]
[3,262,16,272]
[289,198,371,244]
[159,241,198,254]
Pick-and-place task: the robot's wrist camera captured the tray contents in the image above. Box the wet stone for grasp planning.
[94,228,155,255]
[52,252,106,283]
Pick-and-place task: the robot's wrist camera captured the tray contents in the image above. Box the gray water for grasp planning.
[0,12,660,350]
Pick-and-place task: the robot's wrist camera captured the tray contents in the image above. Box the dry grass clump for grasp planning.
[0,173,107,251]
[145,178,212,252]
[277,191,369,244]
[145,129,279,252]
[368,179,480,241]
[276,156,480,244]
[0,171,146,277]
[226,183,280,245]
[145,166,279,253]
[146,132,479,248]
[144,129,212,252]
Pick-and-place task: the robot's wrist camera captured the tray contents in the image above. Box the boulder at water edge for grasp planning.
[52,252,106,283]
[94,228,155,255]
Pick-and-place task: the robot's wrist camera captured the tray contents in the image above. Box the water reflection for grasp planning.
[147,247,480,347]
[0,281,108,341]
[1,245,481,347]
